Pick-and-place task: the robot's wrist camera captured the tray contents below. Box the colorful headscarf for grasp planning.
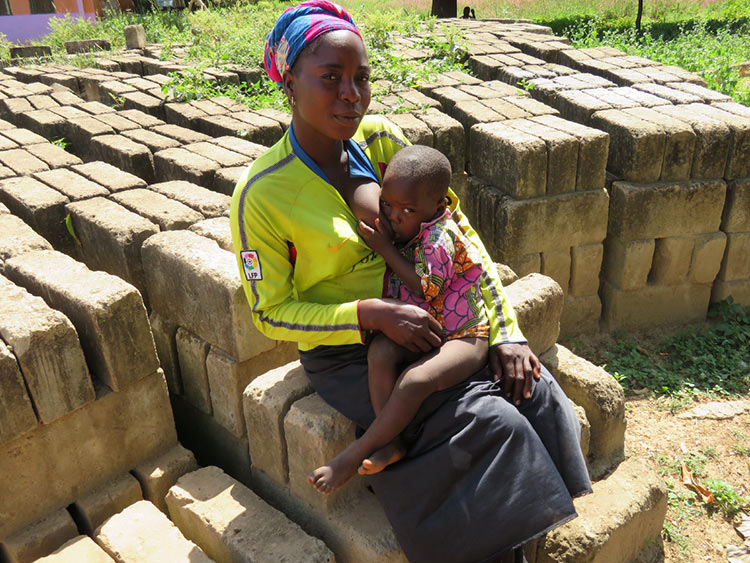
[263,0,362,84]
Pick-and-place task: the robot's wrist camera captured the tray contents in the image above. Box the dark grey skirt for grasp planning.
[299,344,592,563]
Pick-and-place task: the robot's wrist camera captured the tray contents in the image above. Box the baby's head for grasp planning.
[381,145,452,243]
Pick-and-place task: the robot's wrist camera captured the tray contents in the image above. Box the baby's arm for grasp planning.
[358,219,423,295]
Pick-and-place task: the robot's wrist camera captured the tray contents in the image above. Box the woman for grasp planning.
[230,3,592,562]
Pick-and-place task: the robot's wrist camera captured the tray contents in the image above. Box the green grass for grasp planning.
[602,299,750,398]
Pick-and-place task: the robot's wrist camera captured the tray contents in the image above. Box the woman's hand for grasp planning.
[359,298,442,353]
[489,342,541,406]
[357,218,393,256]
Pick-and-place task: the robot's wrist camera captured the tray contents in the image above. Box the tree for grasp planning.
[431,0,457,18]
[635,0,644,32]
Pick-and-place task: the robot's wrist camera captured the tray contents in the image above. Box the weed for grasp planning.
[517,78,535,92]
[51,138,68,150]
[108,93,126,110]
[662,520,691,560]
[704,479,748,519]
[603,299,750,397]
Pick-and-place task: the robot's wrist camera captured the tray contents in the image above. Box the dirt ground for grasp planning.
[625,397,749,562]
[562,332,750,562]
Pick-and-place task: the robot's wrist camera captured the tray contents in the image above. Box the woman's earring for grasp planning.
[290,96,296,109]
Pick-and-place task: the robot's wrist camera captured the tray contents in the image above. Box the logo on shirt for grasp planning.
[241,250,262,281]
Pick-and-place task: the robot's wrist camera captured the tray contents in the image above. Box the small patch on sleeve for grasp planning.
[240,250,263,281]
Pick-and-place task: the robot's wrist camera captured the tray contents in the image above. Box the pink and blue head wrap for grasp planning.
[264,0,362,84]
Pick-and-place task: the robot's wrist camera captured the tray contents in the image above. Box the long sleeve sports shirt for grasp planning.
[230,115,525,351]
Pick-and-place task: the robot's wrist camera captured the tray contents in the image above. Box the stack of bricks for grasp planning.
[0,213,196,561]
[432,19,750,325]
[395,60,610,334]
[139,228,299,485]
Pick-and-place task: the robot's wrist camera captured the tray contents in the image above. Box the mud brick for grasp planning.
[213,166,245,196]
[649,236,695,285]
[689,232,726,285]
[206,342,297,438]
[602,237,654,290]
[2,509,78,563]
[0,117,15,130]
[505,273,564,355]
[529,114,608,191]
[124,24,146,49]
[213,135,266,160]
[285,393,362,513]
[712,101,750,118]
[0,212,52,272]
[190,98,226,116]
[72,161,146,193]
[76,100,116,115]
[153,147,219,188]
[64,116,115,158]
[632,82,700,104]
[49,105,89,121]
[480,97,531,119]
[148,311,181,395]
[24,143,81,169]
[132,444,198,514]
[608,179,726,240]
[540,248,571,295]
[0,369,175,539]
[590,109,665,183]
[65,197,156,301]
[419,108,465,175]
[189,217,233,252]
[559,292,602,336]
[0,131,17,150]
[0,274,93,424]
[666,81,732,103]
[25,94,59,111]
[0,176,71,250]
[35,535,115,562]
[77,76,108,102]
[6,249,159,392]
[167,467,333,562]
[506,118,578,195]
[118,108,165,128]
[32,168,106,201]
[504,95,559,117]
[0,148,49,176]
[470,121,547,199]
[73,474,143,534]
[506,252,541,279]
[110,57,143,76]
[252,107,291,130]
[583,87,638,108]
[150,123,210,144]
[487,186,609,261]
[384,113,434,146]
[395,88,441,111]
[111,188,203,230]
[0,340,38,443]
[0,127,47,146]
[176,327,211,415]
[569,243,603,296]
[148,180,230,218]
[712,279,750,305]
[602,280,711,330]
[97,80,136,105]
[233,111,284,146]
[243,361,314,485]
[144,230,275,361]
[90,134,155,183]
[92,112,140,133]
[183,141,249,167]
[718,232,750,281]
[649,104,729,180]
[555,89,612,125]
[0,97,33,122]
[164,103,207,129]
[123,76,160,91]
[121,128,180,153]
[120,91,164,119]
[689,104,750,180]
[95,500,211,562]
[723,179,750,232]
[453,100,504,149]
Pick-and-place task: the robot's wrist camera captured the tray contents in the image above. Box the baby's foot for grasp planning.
[358,441,405,475]
[308,448,360,495]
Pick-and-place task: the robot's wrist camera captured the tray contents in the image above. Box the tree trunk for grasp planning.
[635,0,644,32]
[431,0,457,18]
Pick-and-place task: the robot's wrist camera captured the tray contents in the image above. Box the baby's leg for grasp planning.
[308,338,487,493]
[367,334,421,415]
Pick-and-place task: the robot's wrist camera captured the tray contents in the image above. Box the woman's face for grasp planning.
[284,30,371,143]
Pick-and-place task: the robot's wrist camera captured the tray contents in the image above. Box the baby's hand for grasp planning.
[358,219,393,255]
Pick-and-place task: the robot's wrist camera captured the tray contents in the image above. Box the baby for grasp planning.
[308,144,490,493]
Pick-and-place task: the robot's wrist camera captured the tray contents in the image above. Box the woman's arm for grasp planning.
[358,298,442,352]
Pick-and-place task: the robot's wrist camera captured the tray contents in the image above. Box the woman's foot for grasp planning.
[308,447,360,495]
[358,441,405,475]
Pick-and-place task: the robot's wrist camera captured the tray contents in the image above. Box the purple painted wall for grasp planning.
[0,12,95,43]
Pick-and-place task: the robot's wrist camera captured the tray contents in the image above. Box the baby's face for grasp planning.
[380,175,443,243]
